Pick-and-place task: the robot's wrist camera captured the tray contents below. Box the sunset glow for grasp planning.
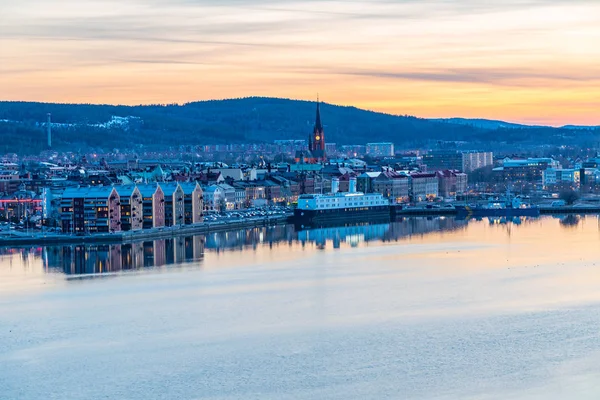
[2,0,600,125]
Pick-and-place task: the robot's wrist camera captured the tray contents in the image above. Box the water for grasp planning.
[2,216,600,399]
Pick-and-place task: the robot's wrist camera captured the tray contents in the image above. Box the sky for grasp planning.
[1,0,600,126]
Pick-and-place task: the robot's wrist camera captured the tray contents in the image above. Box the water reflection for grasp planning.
[2,215,600,278]
[558,214,581,227]
[0,217,468,276]
[42,236,206,275]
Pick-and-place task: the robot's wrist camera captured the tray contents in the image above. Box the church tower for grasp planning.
[309,99,326,163]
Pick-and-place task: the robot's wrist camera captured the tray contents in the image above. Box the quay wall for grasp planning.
[0,215,291,247]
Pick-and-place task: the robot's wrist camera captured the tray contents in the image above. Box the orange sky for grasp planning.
[2,0,600,126]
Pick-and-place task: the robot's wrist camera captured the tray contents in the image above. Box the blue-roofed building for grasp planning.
[136,184,165,229]
[60,186,121,233]
[178,182,204,224]
[160,183,185,226]
[115,185,143,231]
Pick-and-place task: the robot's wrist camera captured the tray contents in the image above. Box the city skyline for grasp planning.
[2,0,600,126]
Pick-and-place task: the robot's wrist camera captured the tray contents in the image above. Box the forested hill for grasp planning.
[0,97,596,154]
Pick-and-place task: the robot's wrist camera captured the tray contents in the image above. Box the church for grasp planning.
[295,100,327,164]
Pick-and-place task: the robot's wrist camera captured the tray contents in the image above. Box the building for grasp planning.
[268,175,300,204]
[357,172,380,194]
[116,185,143,231]
[495,158,561,184]
[424,150,493,173]
[262,180,284,204]
[325,143,337,157]
[423,150,463,172]
[179,182,204,224]
[137,184,165,229]
[215,168,257,182]
[542,168,580,188]
[60,186,121,233]
[366,143,395,157]
[233,181,267,207]
[203,185,224,211]
[0,170,20,195]
[371,170,409,203]
[217,183,236,210]
[234,186,247,209]
[410,173,439,201]
[161,183,186,226]
[436,170,468,198]
[461,151,494,173]
[0,186,42,222]
[338,145,366,158]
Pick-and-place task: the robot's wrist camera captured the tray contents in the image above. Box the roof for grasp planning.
[178,182,202,194]
[160,182,183,196]
[436,169,463,178]
[203,185,222,193]
[410,173,437,178]
[62,186,117,199]
[115,185,140,197]
[217,183,235,190]
[136,183,162,197]
[358,172,381,178]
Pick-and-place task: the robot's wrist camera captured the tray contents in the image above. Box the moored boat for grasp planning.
[293,177,390,228]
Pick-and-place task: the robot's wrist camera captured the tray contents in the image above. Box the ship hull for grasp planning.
[455,205,540,217]
[294,206,390,228]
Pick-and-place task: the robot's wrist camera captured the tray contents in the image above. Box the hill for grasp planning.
[0,97,598,154]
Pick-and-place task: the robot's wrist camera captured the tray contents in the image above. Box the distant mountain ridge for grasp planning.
[434,117,600,131]
[0,97,598,154]
[433,118,536,130]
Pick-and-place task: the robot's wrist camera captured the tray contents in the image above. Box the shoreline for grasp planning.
[0,215,291,247]
[2,206,600,247]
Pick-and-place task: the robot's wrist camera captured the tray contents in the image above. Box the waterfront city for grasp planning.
[4,0,600,398]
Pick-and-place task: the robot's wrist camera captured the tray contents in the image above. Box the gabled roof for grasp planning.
[136,183,162,197]
[178,182,202,194]
[160,182,183,196]
[115,185,140,197]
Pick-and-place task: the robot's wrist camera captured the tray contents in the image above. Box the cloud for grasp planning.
[335,68,600,85]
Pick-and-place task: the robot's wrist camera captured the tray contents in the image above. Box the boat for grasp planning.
[293,177,390,228]
[455,192,540,218]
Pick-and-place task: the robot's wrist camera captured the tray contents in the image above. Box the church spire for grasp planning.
[307,96,326,163]
[314,98,323,132]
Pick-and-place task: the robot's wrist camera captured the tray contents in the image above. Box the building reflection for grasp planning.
[8,217,492,276]
[43,235,205,275]
[297,217,469,248]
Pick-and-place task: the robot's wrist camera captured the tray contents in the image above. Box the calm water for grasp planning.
[2,216,600,399]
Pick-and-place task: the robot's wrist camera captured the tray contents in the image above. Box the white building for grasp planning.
[215,168,257,181]
[217,183,236,210]
[410,173,439,201]
[328,158,367,169]
[461,151,494,173]
[203,185,224,211]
